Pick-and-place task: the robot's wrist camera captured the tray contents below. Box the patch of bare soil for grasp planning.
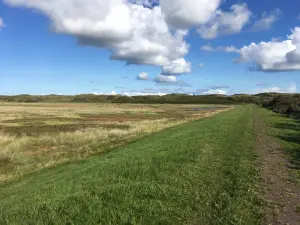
[254,110,300,224]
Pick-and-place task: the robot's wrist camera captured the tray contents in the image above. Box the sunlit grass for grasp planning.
[0,105,262,225]
[0,103,231,183]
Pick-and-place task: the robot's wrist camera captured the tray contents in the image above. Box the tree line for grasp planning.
[0,93,299,117]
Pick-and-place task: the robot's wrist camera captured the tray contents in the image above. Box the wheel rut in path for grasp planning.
[254,109,300,224]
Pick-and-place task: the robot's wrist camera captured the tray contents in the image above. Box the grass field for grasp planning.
[0,105,263,225]
[0,103,229,183]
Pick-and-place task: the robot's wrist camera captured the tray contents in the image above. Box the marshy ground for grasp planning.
[0,103,229,183]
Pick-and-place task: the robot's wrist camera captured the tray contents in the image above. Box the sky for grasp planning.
[0,0,300,96]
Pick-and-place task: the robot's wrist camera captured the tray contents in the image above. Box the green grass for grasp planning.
[257,108,300,185]
[0,105,262,225]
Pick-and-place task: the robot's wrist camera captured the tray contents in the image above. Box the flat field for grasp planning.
[1,104,300,224]
[0,105,263,225]
[0,103,229,183]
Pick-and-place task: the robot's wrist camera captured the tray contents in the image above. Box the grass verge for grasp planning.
[257,107,300,185]
[0,105,262,224]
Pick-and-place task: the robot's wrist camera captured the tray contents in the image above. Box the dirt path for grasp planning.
[254,109,300,224]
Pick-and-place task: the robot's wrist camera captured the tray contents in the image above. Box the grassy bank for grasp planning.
[0,105,262,224]
[257,108,300,185]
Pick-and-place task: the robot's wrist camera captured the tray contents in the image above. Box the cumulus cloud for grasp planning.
[96,86,231,96]
[121,89,170,96]
[137,72,149,80]
[160,0,221,29]
[94,90,118,96]
[5,0,265,77]
[255,83,297,94]
[161,58,191,75]
[238,27,300,72]
[203,89,228,95]
[10,0,292,77]
[4,0,189,68]
[201,45,238,53]
[271,37,282,42]
[154,75,177,83]
[136,73,192,87]
[197,3,252,39]
[251,9,281,32]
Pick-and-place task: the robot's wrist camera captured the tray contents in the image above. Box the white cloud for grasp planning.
[137,72,149,80]
[122,91,169,96]
[154,75,178,83]
[4,0,263,77]
[271,37,282,42]
[161,58,191,75]
[4,0,189,68]
[93,90,118,95]
[160,0,221,29]
[201,45,214,52]
[260,87,284,93]
[201,45,238,53]
[255,83,297,94]
[221,46,239,53]
[197,3,252,39]
[251,9,281,32]
[198,63,205,68]
[203,89,228,95]
[238,27,300,72]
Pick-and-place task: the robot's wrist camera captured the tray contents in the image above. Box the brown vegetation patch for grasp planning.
[4,117,79,124]
[0,156,14,174]
[0,123,130,136]
[78,113,162,121]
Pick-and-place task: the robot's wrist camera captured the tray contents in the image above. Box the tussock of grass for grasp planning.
[0,106,262,224]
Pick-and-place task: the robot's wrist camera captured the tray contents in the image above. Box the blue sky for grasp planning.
[0,0,299,95]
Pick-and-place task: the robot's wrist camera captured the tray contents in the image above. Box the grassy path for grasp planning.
[255,107,300,224]
[0,106,262,225]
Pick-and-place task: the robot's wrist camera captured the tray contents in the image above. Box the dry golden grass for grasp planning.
[0,103,231,183]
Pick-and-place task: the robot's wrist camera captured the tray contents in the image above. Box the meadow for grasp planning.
[2,103,300,224]
[0,103,229,183]
[0,105,263,225]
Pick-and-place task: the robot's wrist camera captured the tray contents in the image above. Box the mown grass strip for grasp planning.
[0,105,262,225]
